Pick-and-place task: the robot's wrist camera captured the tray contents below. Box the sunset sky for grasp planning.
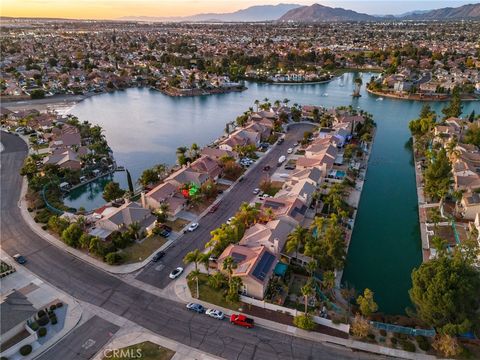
[1,0,477,19]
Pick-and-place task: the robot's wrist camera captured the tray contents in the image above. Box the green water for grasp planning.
[65,73,478,314]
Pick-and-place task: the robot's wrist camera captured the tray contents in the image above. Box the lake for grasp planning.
[65,73,478,314]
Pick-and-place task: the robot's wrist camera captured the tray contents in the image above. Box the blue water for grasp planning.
[64,73,478,314]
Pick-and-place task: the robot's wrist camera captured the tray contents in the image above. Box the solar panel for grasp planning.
[231,252,247,263]
[252,252,275,281]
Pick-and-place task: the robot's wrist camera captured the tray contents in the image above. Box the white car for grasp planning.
[169,267,184,279]
[187,223,199,232]
[226,217,235,225]
[293,142,299,147]
[206,308,225,320]
[253,188,260,194]
[287,148,293,154]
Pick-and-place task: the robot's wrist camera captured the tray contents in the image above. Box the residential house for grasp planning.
[95,201,156,234]
[141,180,186,217]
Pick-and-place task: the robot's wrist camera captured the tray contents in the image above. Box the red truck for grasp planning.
[230,314,254,328]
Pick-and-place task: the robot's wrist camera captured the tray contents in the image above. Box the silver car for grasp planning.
[206,308,225,320]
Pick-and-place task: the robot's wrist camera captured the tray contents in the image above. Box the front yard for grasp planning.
[121,235,167,264]
[187,273,241,310]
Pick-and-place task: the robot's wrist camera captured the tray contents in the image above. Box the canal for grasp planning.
[66,73,478,314]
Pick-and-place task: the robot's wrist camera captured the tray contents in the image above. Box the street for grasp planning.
[1,130,381,359]
[136,123,315,289]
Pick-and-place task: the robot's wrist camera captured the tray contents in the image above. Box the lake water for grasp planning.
[65,73,478,314]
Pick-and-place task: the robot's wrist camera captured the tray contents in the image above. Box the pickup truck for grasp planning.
[230,314,254,328]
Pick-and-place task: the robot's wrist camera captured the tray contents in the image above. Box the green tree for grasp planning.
[128,222,141,240]
[286,225,309,261]
[409,252,480,334]
[441,88,462,120]
[126,169,134,193]
[183,249,203,271]
[227,276,242,302]
[61,223,83,248]
[322,271,336,295]
[47,215,69,235]
[463,122,480,147]
[222,256,237,281]
[424,148,452,201]
[301,279,315,314]
[102,181,125,202]
[189,269,201,299]
[356,288,378,317]
[208,271,226,289]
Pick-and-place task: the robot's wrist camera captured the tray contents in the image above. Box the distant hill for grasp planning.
[119,4,302,22]
[278,3,376,22]
[403,3,480,20]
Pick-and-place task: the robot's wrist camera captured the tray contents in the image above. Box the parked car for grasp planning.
[206,308,225,320]
[226,217,235,225]
[186,303,205,313]
[230,314,254,328]
[152,251,165,262]
[13,254,26,264]
[187,223,199,232]
[293,142,299,147]
[169,267,184,279]
[209,255,218,262]
[287,148,293,154]
[159,229,171,238]
[263,165,271,171]
[253,188,260,195]
[277,138,284,145]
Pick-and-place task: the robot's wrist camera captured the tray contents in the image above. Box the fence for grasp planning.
[371,321,436,337]
[239,295,350,333]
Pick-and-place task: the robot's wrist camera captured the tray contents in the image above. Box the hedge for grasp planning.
[415,335,430,351]
[37,315,49,326]
[29,321,39,331]
[400,340,416,352]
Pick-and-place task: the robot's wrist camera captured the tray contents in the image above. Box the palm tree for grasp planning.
[128,222,141,240]
[283,98,290,105]
[322,270,336,295]
[227,276,243,302]
[222,256,237,281]
[254,99,260,111]
[274,100,281,108]
[430,235,447,254]
[176,146,188,165]
[190,143,199,159]
[286,225,308,262]
[190,269,201,299]
[301,279,314,314]
[199,252,210,275]
[208,271,226,289]
[183,249,203,271]
[306,260,317,278]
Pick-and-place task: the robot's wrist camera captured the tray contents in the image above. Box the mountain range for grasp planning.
[119,2,480,23]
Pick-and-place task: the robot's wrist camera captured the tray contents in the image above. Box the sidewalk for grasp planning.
[172,271,437,360]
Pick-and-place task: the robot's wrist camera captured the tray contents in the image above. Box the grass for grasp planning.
[121,235,167,264]
[164,218,189,232]
[187,273,241,310]
[102,341,174,360]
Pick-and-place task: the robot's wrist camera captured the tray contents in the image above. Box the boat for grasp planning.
[376,97,384,101]
[321,93,328,97]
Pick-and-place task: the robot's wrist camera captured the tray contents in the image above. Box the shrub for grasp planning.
[367,333,375,340]
[37,309,46,318]
[379,329,387,337]
[41,225,48,230]
[391,337,398,345]
[105,251,124,265]
[37,315,49,326]
[56,302,63,308]
[293,314,315,331]
[51,316,58,325]
[416,335,430,351]
[19,344,32,356]
[38,327,47,337]
[29,321,39,331]
[400,340,416,352]
[49,304,57,311]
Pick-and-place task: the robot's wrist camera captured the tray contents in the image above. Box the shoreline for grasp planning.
[247,77,336,85]
[366,87,479,102]
[151,85,247,97]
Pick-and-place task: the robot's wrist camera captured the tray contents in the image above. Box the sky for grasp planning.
[1,0,478,19]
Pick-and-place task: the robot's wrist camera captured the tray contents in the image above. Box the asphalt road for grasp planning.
[37,316,119,360]
[136,123,315,289]
[1,130,382,359]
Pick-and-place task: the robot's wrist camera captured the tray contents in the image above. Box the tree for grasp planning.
[184,249,203,271]
[61,223,83,248]
[126,169,134,193]
[138,168,158,187]
[128,222,141,240]
[286,225,308,261]
[424,148,452,201]
[432,334,461,358]
[356,288,378,317]
[176,146,188,166]
[189,269,201,299]
[155,202,170,223]
[322,271,336,295]
[102,181,125,202]
[47,215,69,235]
[441,88,462,120]
[409,252,480,334]
[463,122,480,147]
[301,279,315,314]
[227,276,242,302]
[222,256,237,281]
[208,271,226,289]
[351,314,371,338]
[293,313,315,330]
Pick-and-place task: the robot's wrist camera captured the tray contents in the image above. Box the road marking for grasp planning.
[81,339,96,350]
[155,264,165,271]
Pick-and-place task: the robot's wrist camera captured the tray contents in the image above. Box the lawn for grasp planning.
[121,235,167,264]
[187,273,241,310]
[164,218,189,232]
[102,341,174,360]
